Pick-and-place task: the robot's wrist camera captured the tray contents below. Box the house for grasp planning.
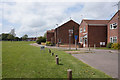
[107,10,120,43]
[27,37,37,41]
[79,19,109,47]
[46,29,55,43]
[54,20,80,45]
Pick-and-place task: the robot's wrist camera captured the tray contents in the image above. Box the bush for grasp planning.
[111,43,120,50]
[46,41,51,46]
[36,39,42,44]
[46,41,55,46]
[36,36,46,44]
[106,43,113,48]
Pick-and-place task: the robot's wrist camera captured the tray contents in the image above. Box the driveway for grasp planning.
[72,50,118,78]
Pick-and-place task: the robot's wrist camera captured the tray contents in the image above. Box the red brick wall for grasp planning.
[107,11,119,43]
[88,25,107,47]
[47,32,54,43]
[55,20,79,44]
[79,20,88,47]
[118,10,120,43]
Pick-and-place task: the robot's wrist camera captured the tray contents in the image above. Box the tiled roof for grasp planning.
[47,29,55,33]
[83,19,109,24]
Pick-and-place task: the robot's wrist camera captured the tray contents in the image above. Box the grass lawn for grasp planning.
[2,41,111,78]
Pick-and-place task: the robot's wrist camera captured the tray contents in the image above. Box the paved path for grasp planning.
[72,51,118,78]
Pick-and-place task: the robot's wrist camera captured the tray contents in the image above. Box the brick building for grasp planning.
[107,10,120,43]
[46,29,55,43]
[54,20,80,44]
[79,19,109,47]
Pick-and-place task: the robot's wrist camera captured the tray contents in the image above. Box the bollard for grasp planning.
[51,53,54,56]
[49,49,51,53]
[55,54,58,57]
[89,45,90,51]
[56,57,59,65]
[67,69,72,80]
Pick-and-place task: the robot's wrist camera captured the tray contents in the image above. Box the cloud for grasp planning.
[1,0,120,2]
[1,2,118,37]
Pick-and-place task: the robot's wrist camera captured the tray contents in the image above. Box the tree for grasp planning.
[0,34,2,41]
[22,34,28,41]
[7,34,14,41]
[14,37,20,41]
[36,36,46,44]
[1,33,9,40]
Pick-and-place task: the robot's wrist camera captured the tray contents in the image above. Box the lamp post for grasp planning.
[69,29,73,50]
[56,24,59,47]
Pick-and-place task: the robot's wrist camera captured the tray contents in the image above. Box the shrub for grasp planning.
[46,41,55,46]
[46,41,51,46]
[36,36,46,44]
[106,43,113,48]
[36,39,41,44]
[111,43,120,50]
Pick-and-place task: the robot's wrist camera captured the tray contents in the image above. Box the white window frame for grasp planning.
[83,26,86,32]
[80,37,82,43]
[110,36,117,43]
[113,36,117,43]
[80,28,82,33]
[110,23,117,29]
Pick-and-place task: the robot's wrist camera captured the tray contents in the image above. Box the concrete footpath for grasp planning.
[72,50,118,78]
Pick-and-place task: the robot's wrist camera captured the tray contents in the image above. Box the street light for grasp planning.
[69,29,73,50]
[56,24,59,47]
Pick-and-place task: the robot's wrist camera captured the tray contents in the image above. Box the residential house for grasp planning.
[79,19,109,47]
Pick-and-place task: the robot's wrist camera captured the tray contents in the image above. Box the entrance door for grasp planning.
[83,38,87,47]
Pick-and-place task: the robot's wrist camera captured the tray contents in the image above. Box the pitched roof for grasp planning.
[47,29,55,33]
[109,10,120,22]
[56,19,79,29]
[83,19,109,24]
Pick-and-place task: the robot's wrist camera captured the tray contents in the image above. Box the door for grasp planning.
[83,38,87,47]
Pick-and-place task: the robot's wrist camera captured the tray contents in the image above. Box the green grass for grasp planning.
[2,41,111,78]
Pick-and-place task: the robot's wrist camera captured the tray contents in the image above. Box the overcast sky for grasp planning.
[0,0,119,37]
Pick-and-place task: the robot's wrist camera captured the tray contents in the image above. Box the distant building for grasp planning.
[54,20,79,44]
[46,29,55,43]
[10,29,16,37]
[27,37,37,41]
[46,20,79,45]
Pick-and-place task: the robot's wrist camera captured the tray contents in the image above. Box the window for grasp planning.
[58,39,61,43]
[110,37,113,43]
[110,36,117,43]
[80,37,82,43]
[83,26,86,32]
[80,28,82,33]
[113,37,117,43]
[110,23,117,29]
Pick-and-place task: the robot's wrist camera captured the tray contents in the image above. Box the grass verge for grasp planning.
[2,41,111,78]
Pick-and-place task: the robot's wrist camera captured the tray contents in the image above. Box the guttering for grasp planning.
[88,24,107,26]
